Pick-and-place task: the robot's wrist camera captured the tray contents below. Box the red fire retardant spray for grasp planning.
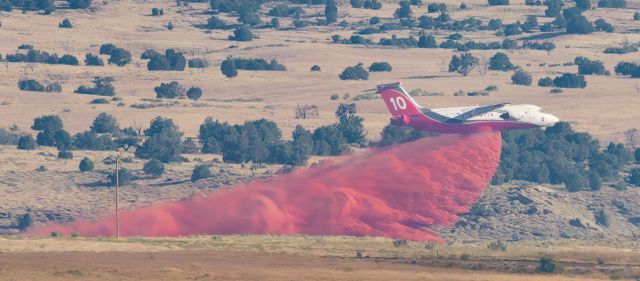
[33,132,501,241]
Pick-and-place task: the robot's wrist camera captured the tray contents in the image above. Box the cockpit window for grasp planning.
[538,108,544,113]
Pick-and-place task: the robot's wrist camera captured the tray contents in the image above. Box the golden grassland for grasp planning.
[0,234,636,280]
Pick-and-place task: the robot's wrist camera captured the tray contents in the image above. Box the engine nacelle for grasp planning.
[390,115,410,126]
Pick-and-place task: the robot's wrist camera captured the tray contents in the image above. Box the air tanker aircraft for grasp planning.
[377,82,559,134]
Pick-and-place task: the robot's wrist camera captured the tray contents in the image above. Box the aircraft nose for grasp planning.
[546,114,559,125]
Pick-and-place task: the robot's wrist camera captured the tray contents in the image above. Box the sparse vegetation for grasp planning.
[493,122,631,191]
[537,256,560,273]
[488,52,514,71]
[109,168,133,186]
[17,135,37,151]
[75,77,116,96]
[448,53,478,76]
[575,57,608,75]
[339,63,369,80]
[143,158,165,177]
[154,81,185,99]
[91,113,119,134]
[5,48,79,66]
[221,57,238,78]
[107,47,132,67]
[79,157,95,172]
[135,117,184,163]
[186,87,203,100]
[188,58,208,68]
[229,26,254,41]
[58,18,72,28]
[85,53,104,66]
[511,70,532,86]
[147,49,186,71]
[368,62,392,72]
[191,164,213,181]
[552,73,587,88]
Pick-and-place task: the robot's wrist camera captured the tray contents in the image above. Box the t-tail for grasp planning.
[376,82,424,126]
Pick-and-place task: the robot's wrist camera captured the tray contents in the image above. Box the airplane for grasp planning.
[377,82,559,134]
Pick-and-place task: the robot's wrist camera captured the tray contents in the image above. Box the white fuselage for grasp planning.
[430,104,559,127]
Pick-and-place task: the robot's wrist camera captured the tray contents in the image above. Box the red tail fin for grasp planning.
[377,82,423,116]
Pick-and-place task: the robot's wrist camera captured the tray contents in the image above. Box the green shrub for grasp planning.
[85,53,104,66]
[75,77,116,96]
[488,0,508,5]
[207,16,227,29]
[566,15,593,34]
[325,0,338,24]
[594,209,609,227]
[392,239,408,247]
[107,48,132,67]
[188,58,208,68]
[368,62,392,72]
[629,168,640,186]
[57,150,73,159]
[489,52,514,71]
[151,7,163,16]
[221,57,238,78]
[485,85,498,91]
[448,53,478,76]
[99,43,116,55]
[91,113,119,134]
[109,168,133,186]
[229,26,254,41]
[58,18,72,28]
[89,98,109,104]
[191,164,213,181]
[552,73,587,88]
[143,158,165,176]
[575,56,607,75]
[594,19,614,33]
[418,34,437,48]
[68,0,92,9]
[186,87,203,100]
[598,0,626,8]
[155,82,185,99]
[79,157,95,172]
[511,70,532,86]
[147,49,186,71]
[17,135,37,150]
[18,79,45,92]
[17,213,32,231]
[538,77,553,87]
[339,63,369,80]
[537,256,560,273]
[427,2,447,12]
[135,117,183,163]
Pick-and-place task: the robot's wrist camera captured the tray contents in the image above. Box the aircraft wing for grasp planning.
[454,103,509,120]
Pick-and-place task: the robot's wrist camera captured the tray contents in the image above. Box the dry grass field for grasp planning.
[0,235,637,280]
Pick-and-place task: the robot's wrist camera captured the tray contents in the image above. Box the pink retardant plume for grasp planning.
[31,132,502,241]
